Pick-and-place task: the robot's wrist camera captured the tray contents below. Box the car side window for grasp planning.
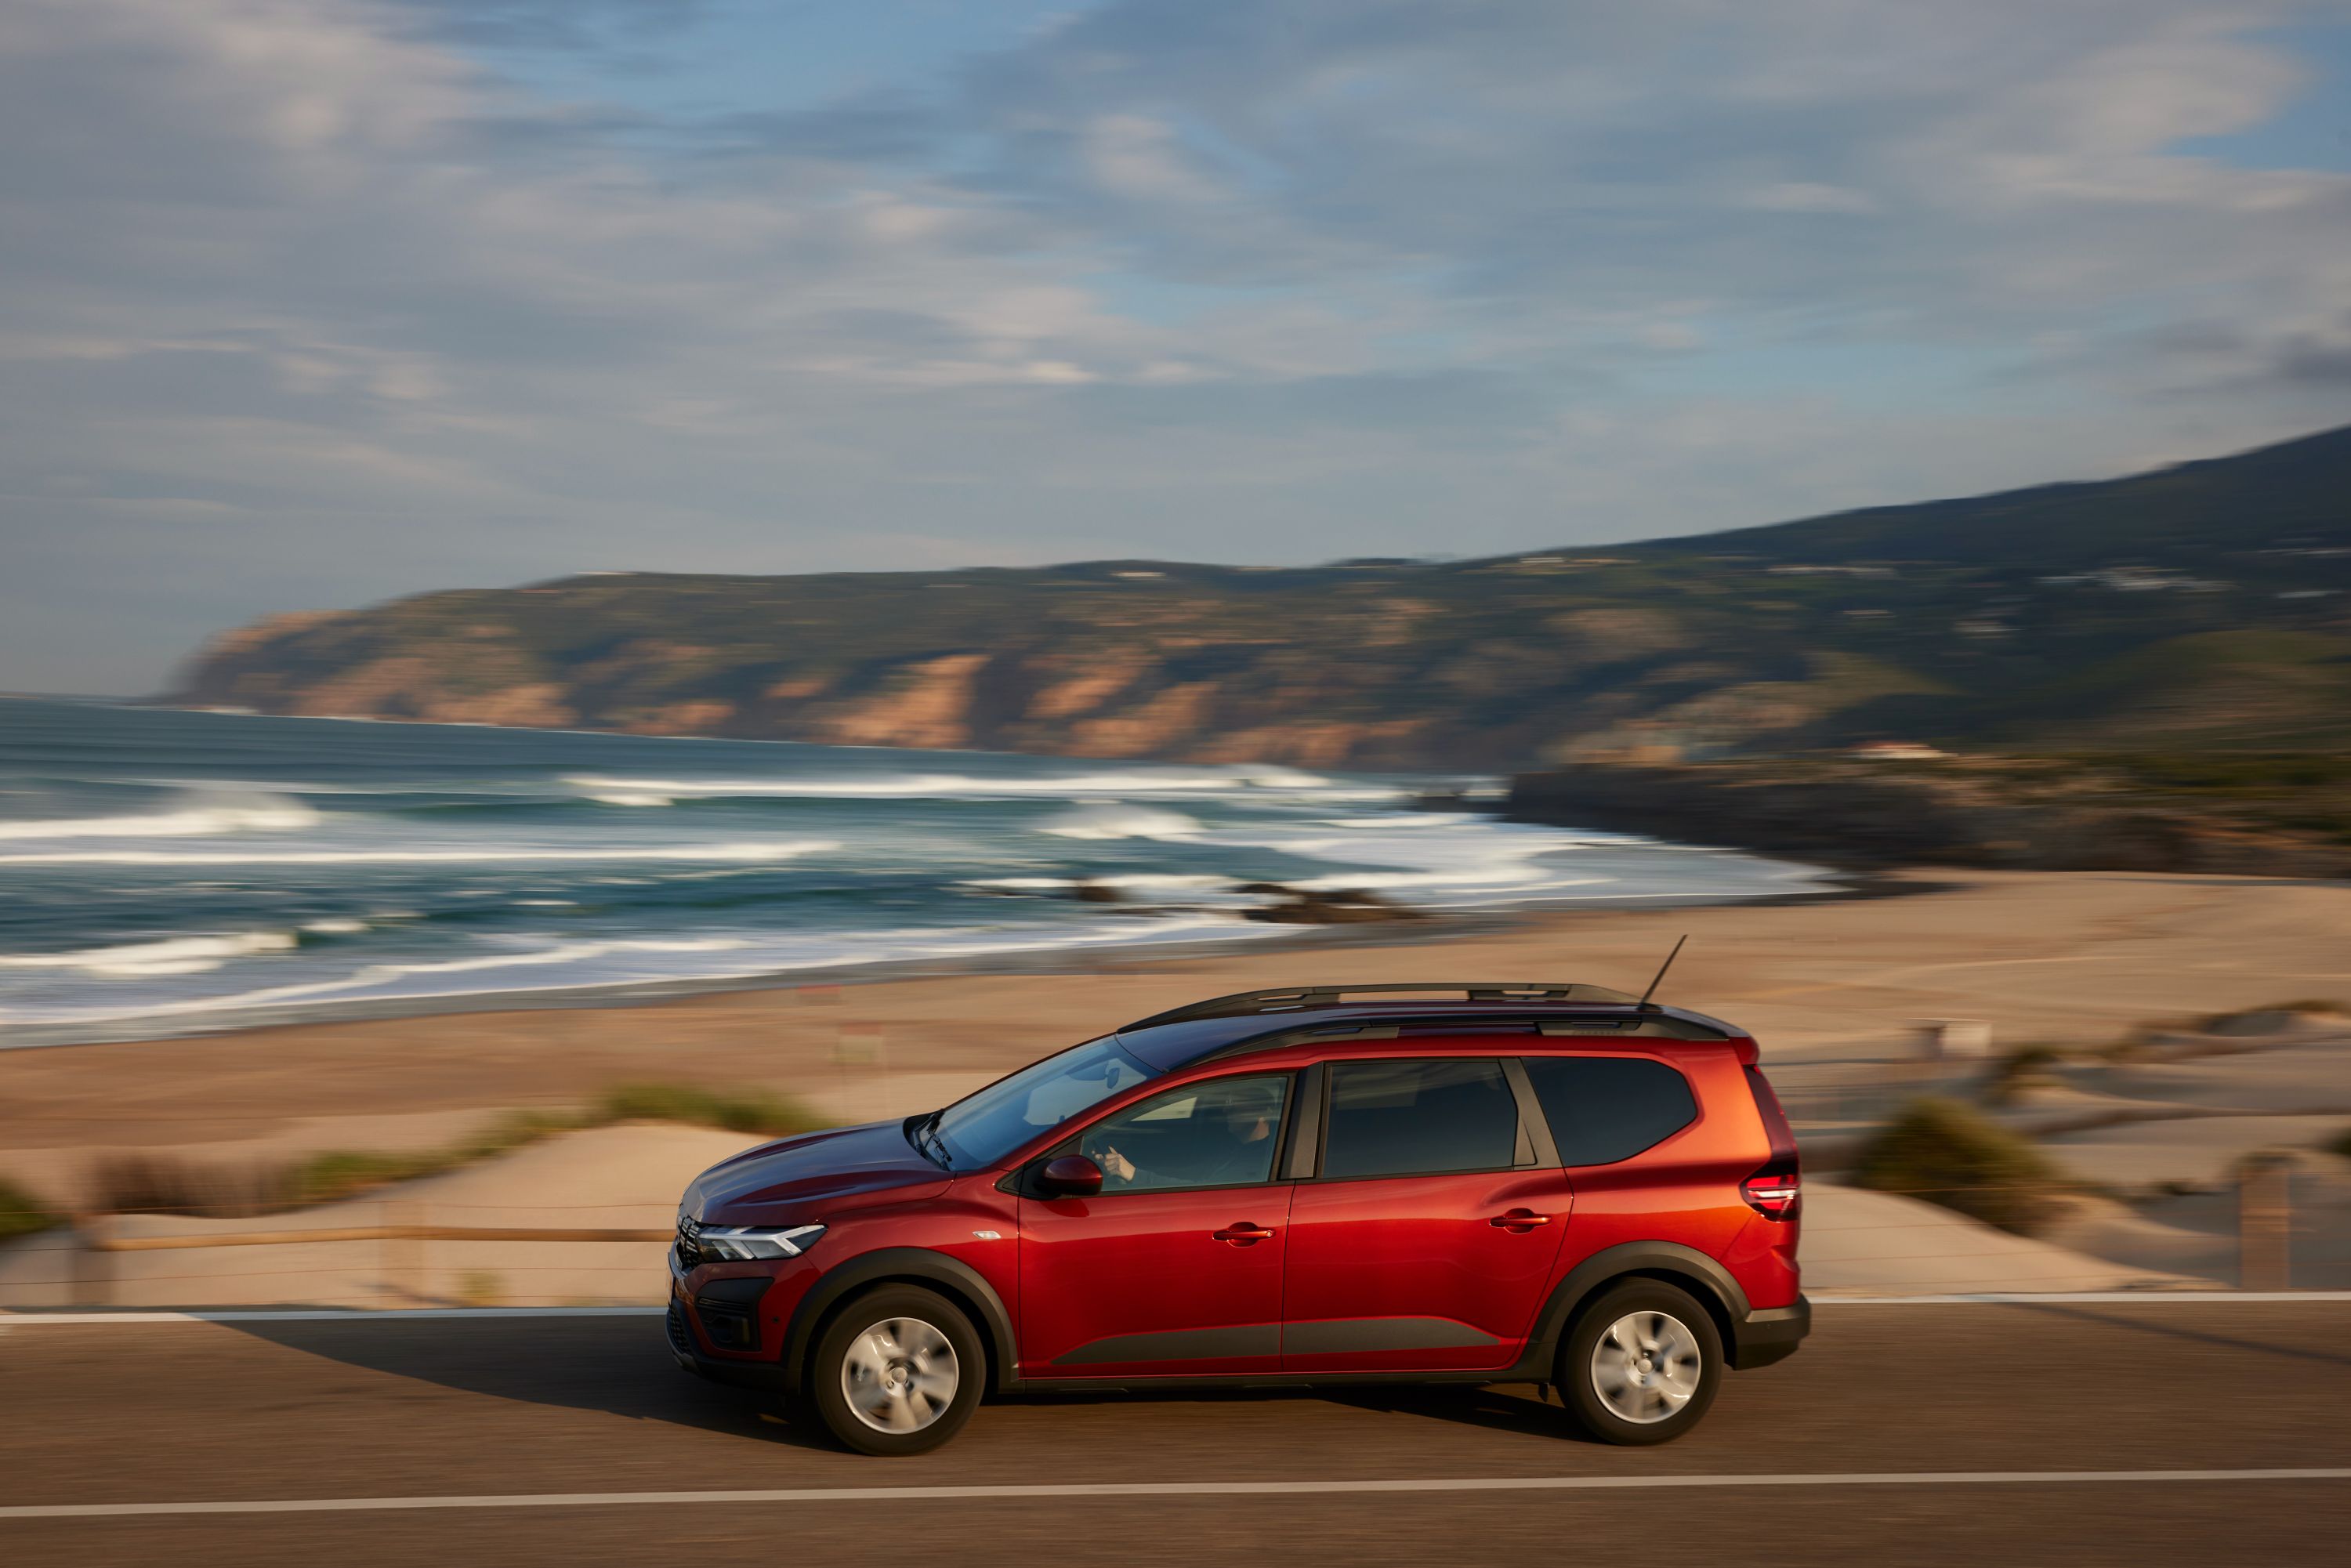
[1518,1055,1697,1165]
[1070,1074,1291,1194]
[1320,1058,1522,1179]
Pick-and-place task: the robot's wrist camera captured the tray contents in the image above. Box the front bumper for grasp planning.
[665,1248,794,1391]
[1730,1295,1810,1371]
[666,1295,792,1392]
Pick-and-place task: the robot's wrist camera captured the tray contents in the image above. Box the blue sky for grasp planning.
[3,0,2349,690]
[2178,21,2351,168]
[407,0,1085,140]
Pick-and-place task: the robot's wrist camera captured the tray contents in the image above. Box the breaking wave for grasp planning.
[0,795,318,842]
[0,701,1829,1046]
[560,768,1393,802]
[0,838,842,867]
[8,914,1277,1032]
[0,929,299,977]
[1037,804,1204,841]
[960,872,1236,893]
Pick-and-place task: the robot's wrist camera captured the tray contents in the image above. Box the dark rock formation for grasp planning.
[1237,885,1426,925]
[1508,760,2351,878]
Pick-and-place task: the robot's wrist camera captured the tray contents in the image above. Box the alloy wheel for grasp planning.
[839,1316,960,1434]
[1588,1309,1702,1425]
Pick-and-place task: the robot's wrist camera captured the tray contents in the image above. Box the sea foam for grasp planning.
[560,767,1385,801]
[0,929,299,977]
[1037,804,1204,841]
[0,838,842,867]
[0,795,318,841]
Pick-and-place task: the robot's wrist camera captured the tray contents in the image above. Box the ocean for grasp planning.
[0,699,1824,1046]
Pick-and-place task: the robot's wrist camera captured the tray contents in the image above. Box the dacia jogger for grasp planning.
[668,983,1807,1455]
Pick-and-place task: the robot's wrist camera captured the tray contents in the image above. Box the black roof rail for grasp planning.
[1183,1010,1730,1063]
[1121,982,1639,1032]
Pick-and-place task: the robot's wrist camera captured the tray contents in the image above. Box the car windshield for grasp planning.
[929,1036,1159,1169]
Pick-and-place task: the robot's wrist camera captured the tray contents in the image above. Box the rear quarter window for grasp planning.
[1520,1055,1697,1166]
[1320,1058,1523,1179]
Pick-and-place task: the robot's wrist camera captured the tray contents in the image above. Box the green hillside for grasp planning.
[170,423,2351,769]
[1644,423,2351,573]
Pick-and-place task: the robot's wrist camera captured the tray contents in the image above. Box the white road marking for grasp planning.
[1813,1292,2351,1305]
[6,1468,2348,1519]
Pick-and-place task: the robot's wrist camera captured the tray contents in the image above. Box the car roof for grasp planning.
[1113,992,1743,1075]
[1121,982,1639,1030]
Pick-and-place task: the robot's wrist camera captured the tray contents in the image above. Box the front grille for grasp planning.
[665,1300,692,1357]
[674,1215,703,1270]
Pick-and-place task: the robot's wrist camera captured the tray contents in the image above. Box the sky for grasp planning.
[3,1,2349,693]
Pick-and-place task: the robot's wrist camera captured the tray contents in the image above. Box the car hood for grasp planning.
[681,1117,950,1224]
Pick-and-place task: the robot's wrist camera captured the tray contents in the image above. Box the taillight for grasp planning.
[1742,1169,1801,1219]
[1741,1063,1801,1220]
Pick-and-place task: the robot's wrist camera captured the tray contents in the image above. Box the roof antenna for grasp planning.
[1637,935,1688,1011]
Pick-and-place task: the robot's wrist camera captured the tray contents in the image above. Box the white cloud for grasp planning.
[1083,114,1229,203]
[1743,183,1876,214]
[2,0,2349,690]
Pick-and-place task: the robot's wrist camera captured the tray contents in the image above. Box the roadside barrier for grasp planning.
[82,1222,672,1248]
[0,1158,2331,1309]
[5,1203,678,1309]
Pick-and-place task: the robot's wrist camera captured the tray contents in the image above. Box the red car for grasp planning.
[668,982,1806,1455]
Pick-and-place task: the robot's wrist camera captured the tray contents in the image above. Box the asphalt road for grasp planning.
[3,1302,2348,1566]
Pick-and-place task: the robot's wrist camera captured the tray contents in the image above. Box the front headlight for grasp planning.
[696,1222,827,1262]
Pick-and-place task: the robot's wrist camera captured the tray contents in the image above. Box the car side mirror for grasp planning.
[1038,1154,1103,1199]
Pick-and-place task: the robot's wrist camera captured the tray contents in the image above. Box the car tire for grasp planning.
[1559,1280,1723,1446]
[807,1285,986,1456]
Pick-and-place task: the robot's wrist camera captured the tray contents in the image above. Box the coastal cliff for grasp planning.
[168,424,2351,770]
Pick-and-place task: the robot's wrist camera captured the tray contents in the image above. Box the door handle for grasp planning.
[1489,1209,1551,1232]
[1212,1222,1276,1246]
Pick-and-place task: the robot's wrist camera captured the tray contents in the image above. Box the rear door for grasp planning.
[1016,1071,1296,1378]
[1281,1056,1568,1373]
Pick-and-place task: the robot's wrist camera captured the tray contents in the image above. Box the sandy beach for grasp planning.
[6,867,2349,1173]
[6,867,2350,1305]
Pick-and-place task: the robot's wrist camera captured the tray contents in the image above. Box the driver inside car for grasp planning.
[1086,1078,1284,1192]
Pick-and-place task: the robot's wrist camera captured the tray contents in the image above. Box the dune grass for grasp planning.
[595,1083,810,1136]
[89,1083,820,1218]
[277,1109,581,1208]
[1851,1096,2072,1236]
[0,1176,61,1241]
[1980,1043,2066,1106]
[2196,998,2348,1030]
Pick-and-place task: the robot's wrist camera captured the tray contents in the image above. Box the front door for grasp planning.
[1283,1056,1569,1372]
[1017,1071,1296,1378]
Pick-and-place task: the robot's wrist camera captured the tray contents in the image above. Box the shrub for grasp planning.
[0,1177,60,1240]
[2197,998,2348,1030]
[89,1154,288,1219]
[1851,1097,2071,1235]
[456,1270,505,1307]
[598,1083,814,1136]
[448,1109,583,1164]
[282,1149,441,1208]
[82,1084,816,1217]
[1983,1043,2063,1106]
